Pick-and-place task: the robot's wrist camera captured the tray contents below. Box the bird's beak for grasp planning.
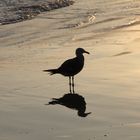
[78,111,92,117]
[84,50,90,54]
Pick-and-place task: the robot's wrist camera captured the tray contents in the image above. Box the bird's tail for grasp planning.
[47,98,59,105]
[43,69,58,75]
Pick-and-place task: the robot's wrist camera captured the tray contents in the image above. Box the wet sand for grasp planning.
[0,1,140,140]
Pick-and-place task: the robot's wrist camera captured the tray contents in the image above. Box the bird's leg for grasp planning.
[72,76,75,94]
[69,76,72,93]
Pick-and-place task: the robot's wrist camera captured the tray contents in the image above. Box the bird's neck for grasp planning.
[76,53,84,61]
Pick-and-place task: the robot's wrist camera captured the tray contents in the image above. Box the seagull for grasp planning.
[43,48,89,93]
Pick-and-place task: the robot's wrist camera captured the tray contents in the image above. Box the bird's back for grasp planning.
[58,56,84,76]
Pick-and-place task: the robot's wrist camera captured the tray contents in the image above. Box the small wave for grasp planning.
[113,51,132,57]
[76,15,95,28]
[95,17,123,25]
[64,14,96,29]
[112,18,140,30]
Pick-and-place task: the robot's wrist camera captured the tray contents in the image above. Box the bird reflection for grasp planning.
[46,93,91,117]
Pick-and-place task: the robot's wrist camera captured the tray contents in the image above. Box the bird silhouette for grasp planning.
[43,48,89,93]
[46,93,91,117]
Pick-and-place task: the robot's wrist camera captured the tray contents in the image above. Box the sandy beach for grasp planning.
[0,0,140,139]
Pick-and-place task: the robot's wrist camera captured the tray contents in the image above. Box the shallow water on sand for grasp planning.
[0,0,140,140]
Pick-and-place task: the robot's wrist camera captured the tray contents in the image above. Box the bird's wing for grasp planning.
[59,57,78,71]
[58,57,82,75]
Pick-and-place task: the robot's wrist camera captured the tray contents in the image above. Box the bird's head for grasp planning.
[76,48,90,56]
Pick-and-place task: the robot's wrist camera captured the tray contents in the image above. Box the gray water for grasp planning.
[0,0,74,24]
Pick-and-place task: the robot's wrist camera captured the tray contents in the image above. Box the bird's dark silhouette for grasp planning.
[46,93,91,117]
[43,48,89,93]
